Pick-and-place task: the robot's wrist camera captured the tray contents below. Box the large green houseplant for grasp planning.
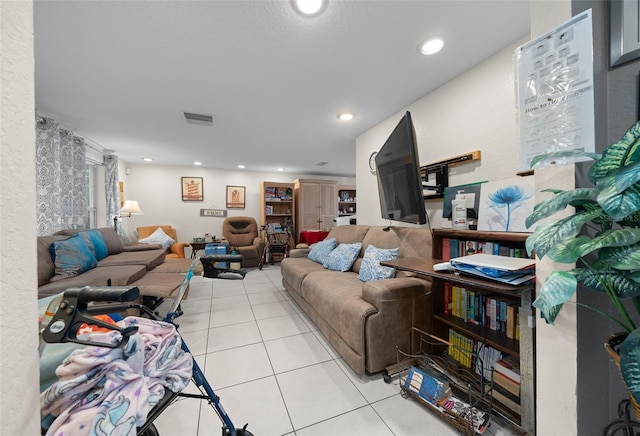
[525,121,640,417]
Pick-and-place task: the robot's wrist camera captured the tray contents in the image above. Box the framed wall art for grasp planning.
[181,177,203,201]
[610,0,640,67]
[226,185,245,209]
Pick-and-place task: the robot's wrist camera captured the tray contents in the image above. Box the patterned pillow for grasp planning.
[49,234,98,282]
[323,242,362,272]
[358,245,400,282]
[78,229,109,261]
[138,227,176,250]
[308,238,337,264]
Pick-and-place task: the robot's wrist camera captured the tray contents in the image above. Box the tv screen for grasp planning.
[375,111,427,224]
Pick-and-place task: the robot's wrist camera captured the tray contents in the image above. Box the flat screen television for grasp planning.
[375,111,427,224]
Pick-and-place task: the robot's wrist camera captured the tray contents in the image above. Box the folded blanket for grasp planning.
[41,317,193,436]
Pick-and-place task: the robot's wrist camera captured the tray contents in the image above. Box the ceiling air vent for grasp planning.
[183,111,214,126]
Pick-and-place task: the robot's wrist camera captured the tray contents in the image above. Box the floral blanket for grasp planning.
[41,317,192,435]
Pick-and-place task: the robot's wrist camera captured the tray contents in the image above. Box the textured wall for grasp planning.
[0,0,40,433]
[356,37,527,229]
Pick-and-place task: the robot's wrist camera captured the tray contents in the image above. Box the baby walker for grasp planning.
[39,259,254,436]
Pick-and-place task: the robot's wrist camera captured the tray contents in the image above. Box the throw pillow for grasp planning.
[78,229,109,261]
[307,238,337,264]
[323,242,362,272]
[138,227,176,250]
[49,234,98,282]
[358,245,400,282]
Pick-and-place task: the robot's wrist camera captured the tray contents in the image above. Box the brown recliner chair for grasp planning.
[136,225,189,258]
[222,216,264,268]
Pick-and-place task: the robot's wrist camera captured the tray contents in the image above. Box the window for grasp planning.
[86,164,98,228]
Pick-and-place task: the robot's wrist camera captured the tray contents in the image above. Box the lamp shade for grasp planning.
[118,200,144,216]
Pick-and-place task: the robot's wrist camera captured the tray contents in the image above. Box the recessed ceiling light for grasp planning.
[142,157,153,162]
[277,167,285,172]
[238,164,245,169]
[419,38,444,55]
[338,113,355,121]
[291,0,326,16]
[193,161,202,166]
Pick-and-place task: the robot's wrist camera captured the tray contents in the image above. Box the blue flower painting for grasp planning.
[478,177,535,232]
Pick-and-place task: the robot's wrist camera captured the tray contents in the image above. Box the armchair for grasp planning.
[136,225,189,258]
[222,217,264,267]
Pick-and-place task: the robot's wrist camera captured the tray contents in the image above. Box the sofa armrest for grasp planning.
[124,243,163,251]
[169,242,189,258]
[361,277,431,310]
[289,248,310,258]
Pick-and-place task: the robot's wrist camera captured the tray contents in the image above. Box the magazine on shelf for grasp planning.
[450,253,535,285]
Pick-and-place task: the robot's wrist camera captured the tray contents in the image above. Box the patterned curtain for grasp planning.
[104,154,129,243]
[36,116,87,236]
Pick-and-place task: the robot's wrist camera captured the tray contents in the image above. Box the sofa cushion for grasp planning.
[300,270,376,354]
[361,226,432,259]
[50,234,98,282]
[138,227,175,250]
[326,225,370,245]
[38,264,147,298]
[358,245,400,282]
[97,227,125,255]
[78,229,109,261]
[307,238,336,264]
[322,242,362,272]
[97,249,166,271]
[37,235,68,287]
[280,257,326,292]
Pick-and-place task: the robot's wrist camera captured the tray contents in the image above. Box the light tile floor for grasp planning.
[152,265,519,436]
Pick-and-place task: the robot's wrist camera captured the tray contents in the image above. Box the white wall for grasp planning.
[1,1,40,433]
[356,37,528,228]
[118,163,354,253]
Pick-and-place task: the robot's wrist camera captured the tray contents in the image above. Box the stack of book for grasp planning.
[491,356,521,415]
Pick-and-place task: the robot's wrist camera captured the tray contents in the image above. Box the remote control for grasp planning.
[433,261,455,272]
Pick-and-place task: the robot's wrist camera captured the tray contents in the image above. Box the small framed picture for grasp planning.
[182,177,203,201]
[226,185,245,209]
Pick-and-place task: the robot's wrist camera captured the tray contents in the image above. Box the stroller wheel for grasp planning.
[234,424,254,436]
[138,423,159,436]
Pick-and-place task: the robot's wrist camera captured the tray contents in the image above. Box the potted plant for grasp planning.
[525,121,640,418]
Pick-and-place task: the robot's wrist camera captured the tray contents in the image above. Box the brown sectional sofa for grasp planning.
[37,227,191,300]
[280,225,433,376]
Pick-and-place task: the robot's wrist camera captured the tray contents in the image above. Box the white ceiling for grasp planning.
[34,0,531,177]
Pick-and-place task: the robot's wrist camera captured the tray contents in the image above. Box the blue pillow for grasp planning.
[79,229,109,261]
[323,242,362,272]
[308,238,337,264]
[358,245,400,282]
[50,234,97,282]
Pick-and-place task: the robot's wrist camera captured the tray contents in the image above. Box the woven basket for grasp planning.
[605,334,640,421]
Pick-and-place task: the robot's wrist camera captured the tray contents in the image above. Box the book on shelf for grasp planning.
[493,370,520,397]
[492,384,522,415]
[264,186,276,200]
[494,356,521,383]
[441,237,533,261]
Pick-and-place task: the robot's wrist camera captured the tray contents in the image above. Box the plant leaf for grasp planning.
[525,188,598,229]
[545,235,592,263]
[525,208,603,259]
[532,270,577,324]
[596,232,640,269]
[580,268,640,298]
[589,121,640,183]
[529,150,600,169]
[597,166,640,222]
[620,330,640,408]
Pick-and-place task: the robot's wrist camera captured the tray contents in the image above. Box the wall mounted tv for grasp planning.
[374,111,427,225]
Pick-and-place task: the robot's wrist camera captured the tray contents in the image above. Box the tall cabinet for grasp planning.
[293,179,337,240]
[260,181,295,240]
